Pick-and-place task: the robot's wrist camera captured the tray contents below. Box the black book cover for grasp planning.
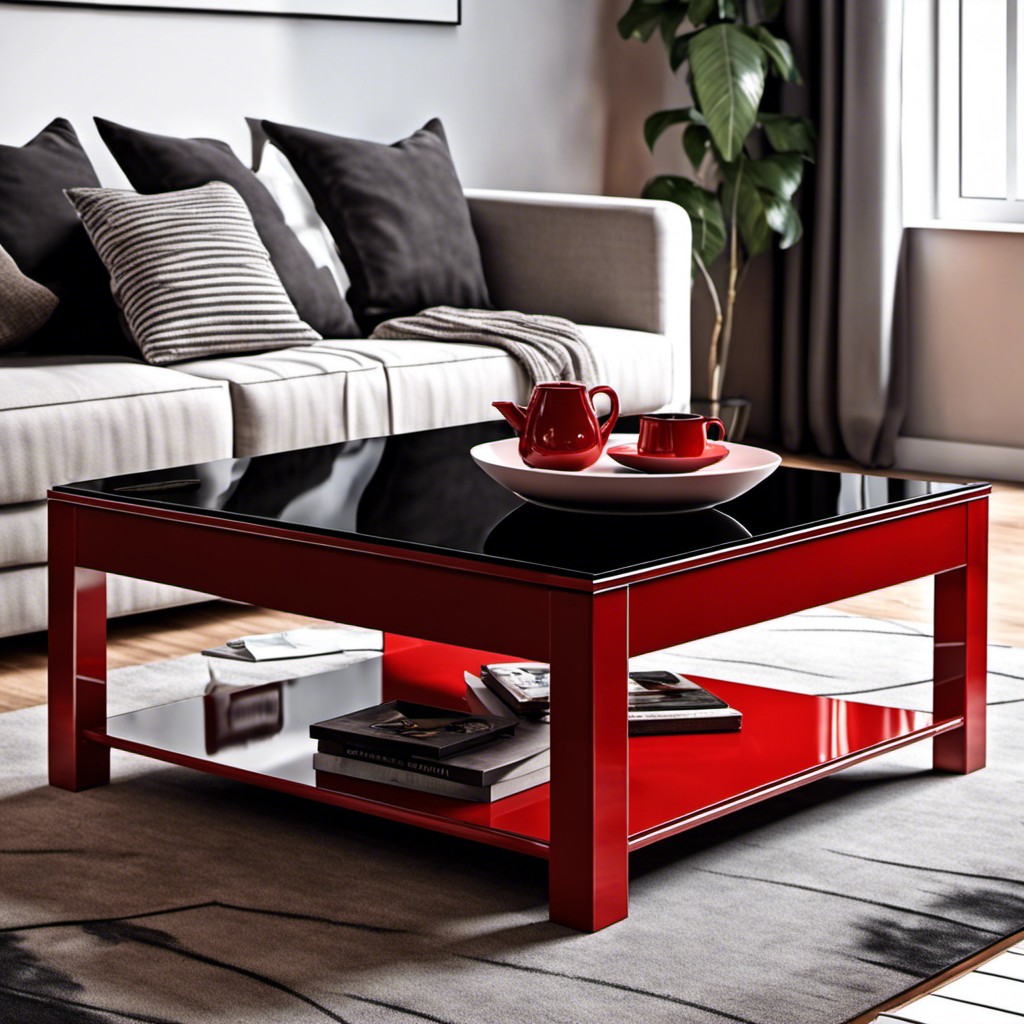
[310,700,516,760]
[317,709,549,786]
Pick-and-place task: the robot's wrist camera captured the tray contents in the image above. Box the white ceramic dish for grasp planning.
[470,435,782,513]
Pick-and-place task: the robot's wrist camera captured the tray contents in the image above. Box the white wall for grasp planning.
[0,0,610,192]
[893,227,1024,482]
[903,227,1024,446]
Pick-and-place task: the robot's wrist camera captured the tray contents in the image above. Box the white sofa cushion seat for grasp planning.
[177,325,677,457]
[333,324,677,435]
[0,355,233,505]
[0,502,45,569]
[177,343,391,456]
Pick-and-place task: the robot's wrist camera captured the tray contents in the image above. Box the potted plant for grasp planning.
[618,0,813,440]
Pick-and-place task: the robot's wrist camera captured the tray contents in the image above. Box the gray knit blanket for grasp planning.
[370,306,601,386]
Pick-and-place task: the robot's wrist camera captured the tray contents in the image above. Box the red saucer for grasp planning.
[606,442,729,474]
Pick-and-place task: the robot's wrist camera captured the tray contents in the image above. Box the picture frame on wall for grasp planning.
[8,0,460,22]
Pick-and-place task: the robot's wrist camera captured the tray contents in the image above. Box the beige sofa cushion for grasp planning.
[0,502,45,569]
[0,355,233,504]
[179,343,390,456]
[178,326,675,456]
[335,325,675,435]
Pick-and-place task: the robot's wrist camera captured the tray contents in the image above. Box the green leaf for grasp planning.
[751,25,800,82]
[746,152,804,200]
[643,107,705,150]
[617,0,666,42]
[643,175,726,271]
[763,195,803,248]
[723,161,771,256]
[683,124,712,172]
[689,24,767,161]
[757,0,783,19]
[669,29,701,71]
[723,156,804,256]
[759,113,816,158]
[688,0,717,22]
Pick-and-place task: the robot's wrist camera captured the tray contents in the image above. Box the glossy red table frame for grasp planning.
[47,482,989,932]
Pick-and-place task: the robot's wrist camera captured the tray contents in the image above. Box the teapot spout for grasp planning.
[493,400,528,436]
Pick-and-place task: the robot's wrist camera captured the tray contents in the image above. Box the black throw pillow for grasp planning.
[261,118,492,333]
[0,118,124,353]
[95,117,359,339]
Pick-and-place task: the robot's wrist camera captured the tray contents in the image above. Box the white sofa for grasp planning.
[0,190,691,638]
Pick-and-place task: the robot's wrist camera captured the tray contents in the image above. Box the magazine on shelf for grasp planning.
[314,754,549,803]
[203,624,383,662]
[481,663,742,735]
[310,700,517,761]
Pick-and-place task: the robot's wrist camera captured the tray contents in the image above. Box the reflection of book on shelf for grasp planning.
[203,680,284,754]
[314,754,549,803]
[203,624,383,662]
[481,663,742,735]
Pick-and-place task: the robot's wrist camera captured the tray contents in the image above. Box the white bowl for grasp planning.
[470,436,781,513]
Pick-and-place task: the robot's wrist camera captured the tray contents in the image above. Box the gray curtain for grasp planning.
[779,0,907,467]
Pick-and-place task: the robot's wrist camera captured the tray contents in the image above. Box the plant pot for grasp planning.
[690,398,752,443]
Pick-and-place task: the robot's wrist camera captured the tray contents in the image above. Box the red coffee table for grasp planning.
[47,423,989,932]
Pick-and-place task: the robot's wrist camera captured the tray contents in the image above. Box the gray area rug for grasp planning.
[1,611,1022,1024]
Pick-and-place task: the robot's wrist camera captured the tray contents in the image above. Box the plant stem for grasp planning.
[711,169,743,402]
[694,251,724,401]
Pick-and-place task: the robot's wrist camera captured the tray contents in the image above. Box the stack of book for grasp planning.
[311,662,740,804]
[311,684,549,803]
[481,663,742,735]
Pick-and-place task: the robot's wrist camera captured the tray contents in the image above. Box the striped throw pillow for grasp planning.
[65,181,320,365]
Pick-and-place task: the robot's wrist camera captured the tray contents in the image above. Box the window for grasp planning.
[936,0,1024,222]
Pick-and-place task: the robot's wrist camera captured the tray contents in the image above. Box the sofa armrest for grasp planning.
[465,189,691,409]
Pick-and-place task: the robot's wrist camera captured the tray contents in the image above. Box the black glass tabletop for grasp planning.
[56,421,985,582]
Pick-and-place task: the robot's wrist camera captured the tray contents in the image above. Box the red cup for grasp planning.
[636,413,726,458]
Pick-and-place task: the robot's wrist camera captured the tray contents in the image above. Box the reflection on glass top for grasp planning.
[58,421,984,581]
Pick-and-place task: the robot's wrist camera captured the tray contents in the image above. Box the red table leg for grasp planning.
[548,588,629,931]
[933,499,988,773]
[48,501,109,791]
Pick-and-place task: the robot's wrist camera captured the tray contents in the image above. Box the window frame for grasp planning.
[935,0,1024,223]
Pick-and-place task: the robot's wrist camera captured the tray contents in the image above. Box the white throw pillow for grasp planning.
[256,143,349,297]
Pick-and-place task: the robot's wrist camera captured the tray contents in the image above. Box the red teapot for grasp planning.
[493,382,619,471]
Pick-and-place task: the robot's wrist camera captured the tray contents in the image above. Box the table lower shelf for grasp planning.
[84,657,963,859]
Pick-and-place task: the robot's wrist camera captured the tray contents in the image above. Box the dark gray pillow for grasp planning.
[0,118,125,354]
[261,118,492,333]
[95,117,359,340]
[0,241,58,351]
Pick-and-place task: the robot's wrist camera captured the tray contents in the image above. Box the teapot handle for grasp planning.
[589,385,620,445]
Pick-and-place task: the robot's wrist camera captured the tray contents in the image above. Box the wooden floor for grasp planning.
[866,931,1024,1023]
[0,601,320,714]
